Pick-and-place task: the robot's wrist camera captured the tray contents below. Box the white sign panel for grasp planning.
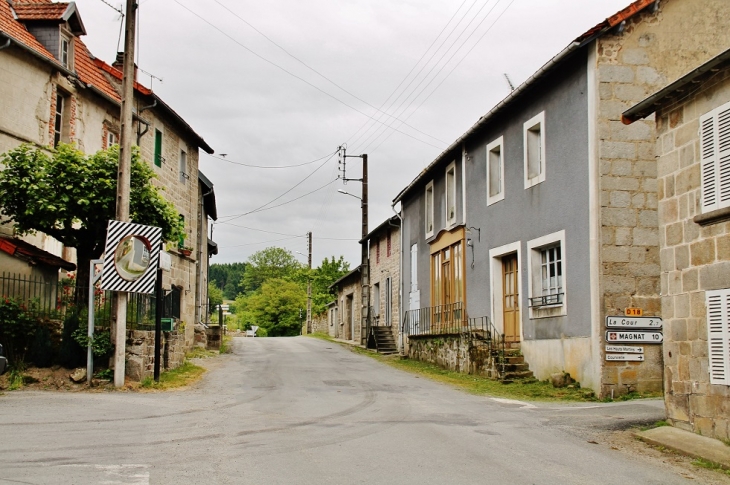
[606,316,662,329]
[606,353,645,362]
[159,251,172,271]
[605,345,644,354]
[605,331,663,343]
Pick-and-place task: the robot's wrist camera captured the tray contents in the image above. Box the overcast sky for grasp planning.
[74,0,630,268]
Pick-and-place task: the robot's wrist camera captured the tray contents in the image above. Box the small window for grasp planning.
[179,149,187,183]
[699,102,730,213]
[154,129,163,167]
[706,289,730,386]
[425,181,434,238]
[376,239,380,264]
[387,230,392,257]
[487,137,504,205]
[524,111,546,188]
[107,131,117,148]
[373,282,380,318]
[54,93,64,147]
[527,230,566,318]
[60,36,70,68]
[445,162,456,225]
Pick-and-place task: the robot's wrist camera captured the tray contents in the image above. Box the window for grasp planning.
[524,111,546,188]
[154,129,163,167]
[527,230,567,318]
[700,102,730,213]
[387,230,392,257]
[429,228,465,329]
[445,162,456,225]
[373,282,380,318]
[410,244,418,293]
[179,149,188,183]
[107,131,117,148]
[385,277,392,326]
[164,285,182,320]
[706,289,730,386]
[375,239,380,264]
[60,36,70,68]
[425,181,434,238]
[487,136,505,205]
[53,93,64,147]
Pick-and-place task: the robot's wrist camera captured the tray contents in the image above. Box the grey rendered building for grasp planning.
[395,0,730,396]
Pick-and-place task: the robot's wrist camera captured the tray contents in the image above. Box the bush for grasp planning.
[59,312,86,368]
[0,297,39,368]
[28,323,54,367]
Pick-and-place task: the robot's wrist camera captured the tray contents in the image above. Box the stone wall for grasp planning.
[408,335,500,379]
[369,225,401,345]
[334,277,361,342]
[310,313,328,334]
[594,0,730,397]
[126,329,186,381]
[655,70,730,441]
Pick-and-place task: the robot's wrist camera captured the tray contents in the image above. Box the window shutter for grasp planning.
[706,289,730,386]
[718,107,730,207]
[700,102,730,212]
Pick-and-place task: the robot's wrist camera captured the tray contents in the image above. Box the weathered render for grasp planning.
[624,48,730,441]
[329,267,362,342]
[0,0,217,378]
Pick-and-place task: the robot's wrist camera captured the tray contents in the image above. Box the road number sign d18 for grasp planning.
[625,308,643,316]
[606,316,662,329]
[605,353,645,362]
[605,331,663,344]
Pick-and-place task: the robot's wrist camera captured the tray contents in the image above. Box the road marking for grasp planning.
[490,398,536,409]
[60,464,150,484]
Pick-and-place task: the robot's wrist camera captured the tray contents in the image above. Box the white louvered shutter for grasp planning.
[700,102,730,213]
[705,289,730,386]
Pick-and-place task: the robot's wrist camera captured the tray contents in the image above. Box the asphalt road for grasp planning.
[0,337,702,484]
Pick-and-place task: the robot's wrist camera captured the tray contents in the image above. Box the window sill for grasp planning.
[694,207,730,226]
[529,305,566,319]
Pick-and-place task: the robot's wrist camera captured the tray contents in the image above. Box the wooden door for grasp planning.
[502,254,520,343]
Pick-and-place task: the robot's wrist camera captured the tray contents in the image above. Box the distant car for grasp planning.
[0,344,7,375]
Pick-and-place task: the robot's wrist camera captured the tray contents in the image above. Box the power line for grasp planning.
[170,0,444,150]
[220,235,304,249]
[216,221,359,241]
[204,151,335,169]
[211,0,446,146]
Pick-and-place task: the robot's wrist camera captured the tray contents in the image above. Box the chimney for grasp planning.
[112,51,138,83]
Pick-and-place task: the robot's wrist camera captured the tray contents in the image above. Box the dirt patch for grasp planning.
[599,428,730,484]
[0,366,146,392]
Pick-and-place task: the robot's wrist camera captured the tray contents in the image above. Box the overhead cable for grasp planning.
[205,151,336,169]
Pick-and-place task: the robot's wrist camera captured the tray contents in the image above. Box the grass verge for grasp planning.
[220,334,233,354]
[140,361,205,390]
[691,458,730,476]
[186,347,220,359]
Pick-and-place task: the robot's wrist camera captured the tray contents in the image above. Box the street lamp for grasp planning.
[337,189,361,200]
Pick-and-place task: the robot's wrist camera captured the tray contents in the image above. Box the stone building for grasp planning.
[0,0,218,378]
[623,48,730,441]
[363,216,401,353]
[394,0,730,396]
[329,266,362,342]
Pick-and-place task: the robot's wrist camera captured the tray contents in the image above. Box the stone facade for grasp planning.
[408,335,500,379]
[126,329,186,381]
[592,0,730,397]
[367,217,401,347]
[647,64,730,440]
[330,268,362,342]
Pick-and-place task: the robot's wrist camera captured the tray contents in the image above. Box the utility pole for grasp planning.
[302,231,311,334]
[113,0,137,388]
[338,147,368,345]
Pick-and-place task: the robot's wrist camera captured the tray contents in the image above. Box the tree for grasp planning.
[209,262,246,299]
[207,282,223,311]
[234,278,306,336]
[0,143,182,293]
[311,256,350,314]
[239,247,301,294]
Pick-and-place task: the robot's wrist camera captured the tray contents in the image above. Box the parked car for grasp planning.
[0,344,7,375]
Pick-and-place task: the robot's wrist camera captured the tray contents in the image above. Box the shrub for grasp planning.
[28,323,54,367]
[0,297,39,368]
[59,312,85,368]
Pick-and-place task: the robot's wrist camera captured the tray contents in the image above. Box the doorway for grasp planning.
[502,253,520,343]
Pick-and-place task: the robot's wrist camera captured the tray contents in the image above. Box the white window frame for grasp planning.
[60,35,70,68]
[706,289,730,386]
[523,111,546,189]
[410,243,418,293]
[373,282,380,319]
[107,131,117,148]
[488,241,522,337]
[486,136,505,206]
[527,230,567,319]
[699,101,730,213]
[445,161,456,226]
[385,276,392,326]
[425,181,434,238]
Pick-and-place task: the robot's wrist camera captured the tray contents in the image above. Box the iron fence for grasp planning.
[0,272,171,329]
[400,302,466,336]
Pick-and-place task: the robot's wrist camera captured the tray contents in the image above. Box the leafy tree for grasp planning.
[234,278,306,336]
[0,144,183,294]
[209,262,246,299]
[311,256,350,314]
[208,282,223,311]
[239,247,302,294]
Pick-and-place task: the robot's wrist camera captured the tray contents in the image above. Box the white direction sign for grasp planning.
[606,316,662,329]
[606,345,644,354]
[605,331,663,344]
[606,353,645,362]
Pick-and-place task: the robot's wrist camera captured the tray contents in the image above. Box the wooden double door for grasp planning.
[502,253,520,343]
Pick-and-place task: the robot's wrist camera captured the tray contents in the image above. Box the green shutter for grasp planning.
[154,129,162,167]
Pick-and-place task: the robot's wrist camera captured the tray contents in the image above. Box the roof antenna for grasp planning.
[504,73,515,92]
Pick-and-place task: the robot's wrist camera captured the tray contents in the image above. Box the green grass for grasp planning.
[140,361,206,390]
[186,347,219,359]
[691,458,730,476]
[639,420,670,431]
[219,334,233,354]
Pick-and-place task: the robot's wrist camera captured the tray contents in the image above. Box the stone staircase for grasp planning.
[500,346,535,383]
[372,326,398,354]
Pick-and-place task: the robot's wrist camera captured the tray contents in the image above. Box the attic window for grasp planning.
[60,36,69,67]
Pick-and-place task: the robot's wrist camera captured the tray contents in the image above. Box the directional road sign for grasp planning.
[605,345,644,354]
[605,353,645,362]
[606,316,662,329]
[605,331,663,344]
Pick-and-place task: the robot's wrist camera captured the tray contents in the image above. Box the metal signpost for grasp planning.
[86,259,104,385]
[604,313,662,361]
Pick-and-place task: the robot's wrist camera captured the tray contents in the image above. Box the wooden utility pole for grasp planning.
[306,231,312,334]
[113,0,137,388]
[360,155,369,347]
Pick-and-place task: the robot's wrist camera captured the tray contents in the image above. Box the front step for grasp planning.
[372,327,398,354]
[499,347,535,383]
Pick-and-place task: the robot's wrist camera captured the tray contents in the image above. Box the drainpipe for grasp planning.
[0,37,11,51]
[136,99,157,145]
[391,202,404,355]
